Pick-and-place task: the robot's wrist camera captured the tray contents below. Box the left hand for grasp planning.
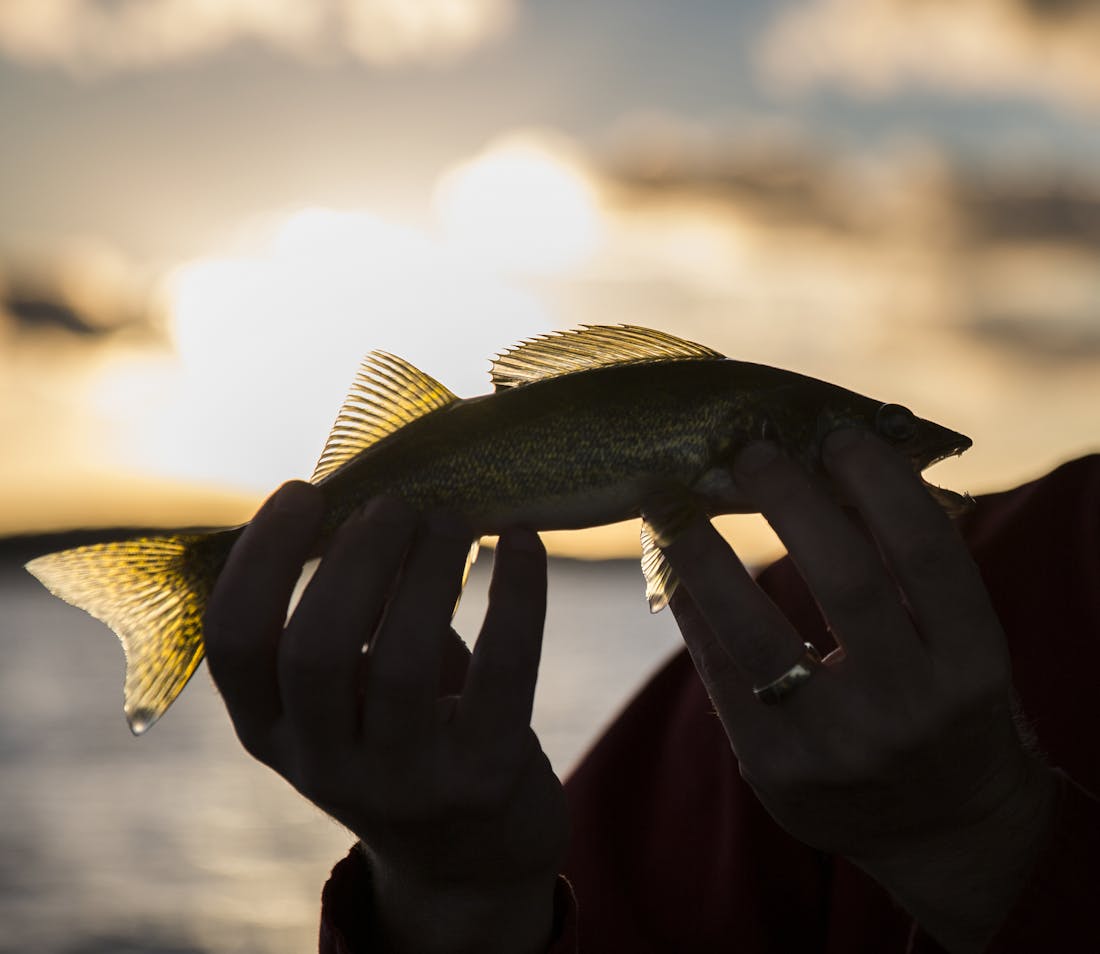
[204,489,567,954]
[656,430,1056,953]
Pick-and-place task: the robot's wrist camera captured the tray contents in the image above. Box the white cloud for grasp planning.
[759,0,1100,112]
[0,0,514,75]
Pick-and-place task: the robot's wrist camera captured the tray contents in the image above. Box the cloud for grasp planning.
[0,0,515,75]
[1,238,155,335]
[759,0,1100,112]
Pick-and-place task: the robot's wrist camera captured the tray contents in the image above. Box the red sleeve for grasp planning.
[907,455,1100,953]
[317,845,579,953]
[318,848,369,954]
[319,455,1100,953]
[982,771,1100,952]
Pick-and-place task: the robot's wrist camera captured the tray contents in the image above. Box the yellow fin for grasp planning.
[640,521,679,613]
[25,534,213,735]
[639,494,701,613]
[311,351,459,484]
[490,324,724,391]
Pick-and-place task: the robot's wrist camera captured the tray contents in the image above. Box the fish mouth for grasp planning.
[916,432,973,516]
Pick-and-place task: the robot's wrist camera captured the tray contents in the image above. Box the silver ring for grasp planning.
[753,643,822,705]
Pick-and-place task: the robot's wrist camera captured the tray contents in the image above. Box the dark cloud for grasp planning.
[1014,0,1090,20]
[966,313,1100,359]
[962,186,1100,244]
[1,260,157,337]
[3,291,106,335]
[608,135,1100,246]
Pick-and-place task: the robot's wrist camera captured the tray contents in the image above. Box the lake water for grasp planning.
[0,554,683,953]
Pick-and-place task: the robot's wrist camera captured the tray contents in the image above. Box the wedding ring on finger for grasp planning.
[752,643,823,705]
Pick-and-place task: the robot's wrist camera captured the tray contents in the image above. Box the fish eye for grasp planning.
[876,403,917,442]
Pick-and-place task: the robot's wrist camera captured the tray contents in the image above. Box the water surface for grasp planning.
[1,554,682,953]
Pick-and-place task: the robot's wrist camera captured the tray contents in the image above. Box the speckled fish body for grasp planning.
[25,326,972,734]
[315,358,964,535]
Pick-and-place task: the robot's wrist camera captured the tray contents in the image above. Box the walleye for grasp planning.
[26,325,972,734]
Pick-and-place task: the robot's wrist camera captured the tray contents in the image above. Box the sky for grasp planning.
[1,0,1098,562]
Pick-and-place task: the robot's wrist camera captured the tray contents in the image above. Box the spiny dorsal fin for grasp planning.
[490,324,725,391]
[311,352,459,484]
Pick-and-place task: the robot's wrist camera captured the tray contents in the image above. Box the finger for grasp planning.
[667,586,760,725]
[204,481,324,755]
[439,628,472,697]
[732,441,922,674]
[459,527,547,747]
[661,513,808,687]
[278,497,416,744]
[822,429,1002,666]
[362,511,473,739]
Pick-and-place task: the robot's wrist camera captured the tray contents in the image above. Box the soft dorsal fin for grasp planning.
[490,324,725,391]
[310,351,459,484]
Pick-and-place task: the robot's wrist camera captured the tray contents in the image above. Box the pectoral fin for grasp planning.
[640,522,678,613]
[639,496,699,613]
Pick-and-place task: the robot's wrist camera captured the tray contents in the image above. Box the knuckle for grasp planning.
[822,571,891,617]
[898,533,953,581]
[757,467,811,510]
[361,708,413,753]
[278,632,323,674]
[690,641,741,688]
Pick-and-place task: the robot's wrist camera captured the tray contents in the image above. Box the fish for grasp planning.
[25,325,972,735]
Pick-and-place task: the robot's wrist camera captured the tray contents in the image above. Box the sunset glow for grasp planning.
[5,6,1100,951]
[114,138,606,493]
[435,135,602,274]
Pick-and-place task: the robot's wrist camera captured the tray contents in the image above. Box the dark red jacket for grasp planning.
[321,455,1100,952]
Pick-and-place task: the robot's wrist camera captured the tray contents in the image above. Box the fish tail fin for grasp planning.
[25,530,230,735]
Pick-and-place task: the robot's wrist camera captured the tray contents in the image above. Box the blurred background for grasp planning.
[1,0,1098,950]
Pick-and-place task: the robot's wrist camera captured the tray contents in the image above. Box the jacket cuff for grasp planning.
[906,770,1100,953]
[319,845,578,953]
[984,770,1100,951]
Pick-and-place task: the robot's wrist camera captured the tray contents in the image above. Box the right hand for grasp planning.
[205,483,568,953]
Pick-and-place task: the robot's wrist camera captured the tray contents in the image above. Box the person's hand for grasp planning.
[655,430,1057,954]
[204,484,567,954]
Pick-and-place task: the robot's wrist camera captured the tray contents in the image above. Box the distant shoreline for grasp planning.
[0,527,643,569]
[0,526,221,565]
